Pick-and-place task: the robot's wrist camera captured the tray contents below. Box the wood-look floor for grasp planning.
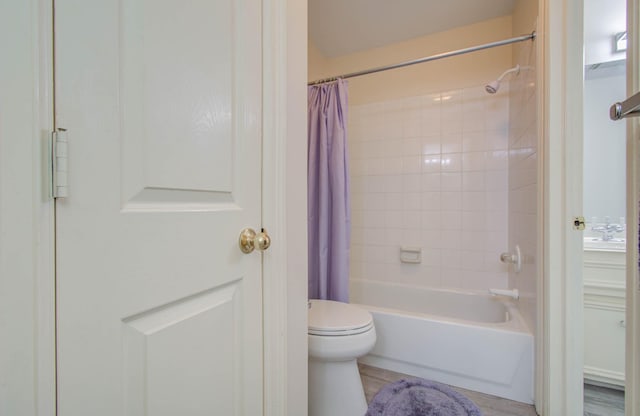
[359,363,625,416]
[358,363,538,416]
[584,383,624,416]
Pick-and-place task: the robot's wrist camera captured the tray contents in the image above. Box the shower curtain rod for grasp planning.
[308,32,536,86]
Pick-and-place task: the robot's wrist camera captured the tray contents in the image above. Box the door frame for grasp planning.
[262,0,308,414]
[543,0,640,414]
[0,0,56,414]
[1,0,306,414]
[540,0,586,414]
[626,0,640,414]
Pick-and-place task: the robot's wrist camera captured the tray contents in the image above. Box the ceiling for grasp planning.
[308,0,517,57]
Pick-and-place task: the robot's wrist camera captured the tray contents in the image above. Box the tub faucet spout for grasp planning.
[489,288,519,300]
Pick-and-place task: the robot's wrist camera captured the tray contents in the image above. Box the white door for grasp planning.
[55,1,264,415]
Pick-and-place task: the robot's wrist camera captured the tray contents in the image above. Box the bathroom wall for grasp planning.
[583,63,626,226]
[308,41,329,80]
[309,16,513,104]
[582,0,627,232]
[347,87,511,291]
[508,0,538,332]
[511,0,538,62]
[584,0,626,66]
[309,16,518,293]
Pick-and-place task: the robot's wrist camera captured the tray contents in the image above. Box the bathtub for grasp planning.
[350,279,534,404]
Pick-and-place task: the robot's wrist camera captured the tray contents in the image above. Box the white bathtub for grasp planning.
[350,279,534,404]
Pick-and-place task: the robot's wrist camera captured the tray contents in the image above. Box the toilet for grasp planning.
[308,299,377,416]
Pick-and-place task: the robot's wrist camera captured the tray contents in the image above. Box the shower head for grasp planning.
[485,64,521,94]
[485,80,500,94]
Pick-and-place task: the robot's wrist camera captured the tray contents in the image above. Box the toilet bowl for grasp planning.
[308,299,377,416]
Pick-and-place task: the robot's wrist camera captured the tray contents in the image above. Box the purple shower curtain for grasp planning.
[308,79,350,302]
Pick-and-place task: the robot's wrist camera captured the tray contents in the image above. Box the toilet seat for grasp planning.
[308,299,374,336]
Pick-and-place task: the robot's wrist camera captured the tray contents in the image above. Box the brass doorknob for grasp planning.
[239,228,271,254]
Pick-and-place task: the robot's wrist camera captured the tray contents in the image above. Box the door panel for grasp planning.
[55,0,262,414]
[120,0,235,204]
[122,283,241,415]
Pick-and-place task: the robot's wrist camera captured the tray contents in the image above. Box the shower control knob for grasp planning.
[500,253,516,263]
[499,245,522,273]
[239,228,271,254]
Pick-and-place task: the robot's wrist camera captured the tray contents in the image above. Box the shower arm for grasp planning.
[496,65,521,83]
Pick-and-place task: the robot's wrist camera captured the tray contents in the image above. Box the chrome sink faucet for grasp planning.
[591,216,625,241]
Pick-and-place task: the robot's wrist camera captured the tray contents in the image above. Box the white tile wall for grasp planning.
[349,86,511,292]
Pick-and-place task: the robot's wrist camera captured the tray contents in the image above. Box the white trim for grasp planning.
[535,7,546,413]
[36,1,56,414]
[627,0,640,413]
[0,0,56,414]
[541,0,585,414]
[262,0,308,414]
[584,258,627,271]
[584,261,626,271]
[584,366,626,387]
[584,285,627,311]
[262,0,289,412]
[584,281,626,294]
[584,295,626,312]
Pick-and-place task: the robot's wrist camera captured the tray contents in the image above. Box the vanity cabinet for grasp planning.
[583,246,625,387]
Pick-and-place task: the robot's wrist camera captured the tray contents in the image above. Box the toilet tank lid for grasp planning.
[308,299,373,333]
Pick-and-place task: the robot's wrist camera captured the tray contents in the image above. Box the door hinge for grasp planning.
[50,128,68,198]
[573,216,585,230]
